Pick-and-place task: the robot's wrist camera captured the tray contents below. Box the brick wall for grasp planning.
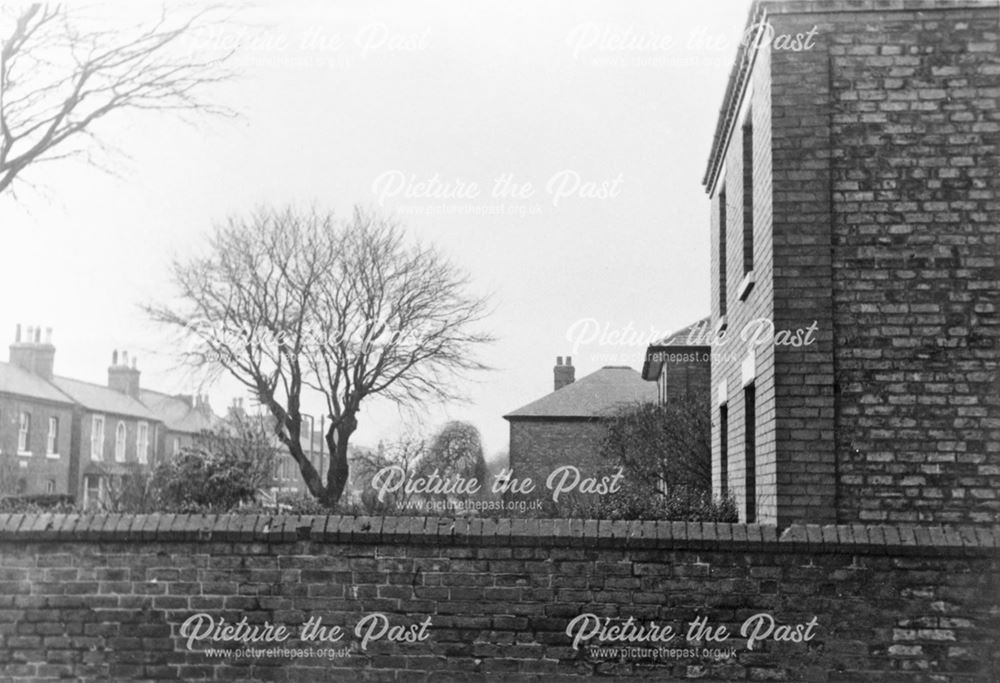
[707,0,999,526]
[0,514,998,681]
[661,349,712,408]
[709,28,783,524]
[763,0,1000,525]
[767,10,839,528]
[507,419,611,504]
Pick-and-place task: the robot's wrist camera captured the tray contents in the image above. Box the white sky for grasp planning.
[0,0,753,458]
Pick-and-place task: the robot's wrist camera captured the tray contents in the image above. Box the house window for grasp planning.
[137,422,149,464]
[47,417,59,456]
[91,415,105,461]
[173,437,181,457]
[742,112,754,275]
[17,412,31,453]
[115,422,127,462]
[719,404,729,496]
[45,479,55,494]
[718,186,728,317]
[744,383,756,523]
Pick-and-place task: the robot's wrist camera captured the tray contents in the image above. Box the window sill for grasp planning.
[16,450,32,457]
[46,452,60,459]
[738,271,755,301]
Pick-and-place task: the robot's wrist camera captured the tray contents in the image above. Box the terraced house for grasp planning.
[707,0,999,526]
[0,325,217,505]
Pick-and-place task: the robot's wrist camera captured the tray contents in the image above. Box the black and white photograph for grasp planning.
[1,0,998,680]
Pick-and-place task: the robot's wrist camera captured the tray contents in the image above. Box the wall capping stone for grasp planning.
[0,513,997,557]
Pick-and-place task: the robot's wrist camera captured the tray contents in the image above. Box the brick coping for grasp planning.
[0,513,997,556]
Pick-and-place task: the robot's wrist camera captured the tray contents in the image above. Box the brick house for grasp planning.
[641,317,712,408]
[706,0,999,525]
[504,358,658,502]
[0,326,219,504]
[0,353,75,496]
[140,390,217,463]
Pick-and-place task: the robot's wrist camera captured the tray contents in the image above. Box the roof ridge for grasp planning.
[504,365,656,419]
[0,361,77,404]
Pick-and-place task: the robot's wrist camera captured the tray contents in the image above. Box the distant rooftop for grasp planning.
[51,376,158,421]
[0,362,74,405]
[504,366,657,420]
[649,317,711,347]
[140,389,219,434]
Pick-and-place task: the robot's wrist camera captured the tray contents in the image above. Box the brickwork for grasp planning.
[660,350,712,407]
[709,35,782,524]
[0,514,998,681]
[507,420,610,504]
[706,0,1000,526]
[0,397,73,496]
[819,4,998,524]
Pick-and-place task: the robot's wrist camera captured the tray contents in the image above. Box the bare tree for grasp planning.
[147,205,494,508]
[422,420,488,494]
[0,3,234,195]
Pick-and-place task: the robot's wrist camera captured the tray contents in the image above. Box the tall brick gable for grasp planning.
[705,0,999,526]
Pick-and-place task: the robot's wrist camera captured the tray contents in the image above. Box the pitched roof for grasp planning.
[643,316,712,381]
[50,376,158,421]
[0,362,74,405]
[649,316,711,347]
[504,366,658,420]
[140,389,218,434]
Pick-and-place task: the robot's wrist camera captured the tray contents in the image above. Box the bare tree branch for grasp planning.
[146,205,495,508]
[0,3,237,195]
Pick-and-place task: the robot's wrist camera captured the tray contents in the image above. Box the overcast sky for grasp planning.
[1,0,753,458]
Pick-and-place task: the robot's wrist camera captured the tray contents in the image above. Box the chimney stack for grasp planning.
[554,355,575,391]
[9,323,56,380]
[195,394,213,417]
[108,349,141,399]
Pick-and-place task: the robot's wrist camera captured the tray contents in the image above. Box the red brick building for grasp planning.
[504,358,659,501]
[0,326,218,504]
[0,349,75,496]
[706,0,999,525]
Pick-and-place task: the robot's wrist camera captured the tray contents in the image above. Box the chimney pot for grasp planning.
[132,356,137,370]
[34,326,40,343]
[44,328,52,345]
[15,324,21,343]
[112,350,118,365]
[26,326,34,344]
[566,356,572,366]
[554,354,575,391]
[122,350,129,367]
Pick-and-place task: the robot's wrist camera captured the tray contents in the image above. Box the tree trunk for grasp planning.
[322,412,356,508]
